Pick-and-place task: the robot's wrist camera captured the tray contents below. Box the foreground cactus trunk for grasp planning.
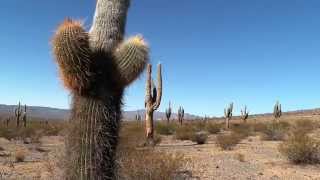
[145,64,162,145]
[51,0,149,179]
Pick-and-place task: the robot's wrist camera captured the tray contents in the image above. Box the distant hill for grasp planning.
[0,104,200,121]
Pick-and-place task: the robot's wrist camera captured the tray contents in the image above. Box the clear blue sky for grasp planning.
[1,0,320,117]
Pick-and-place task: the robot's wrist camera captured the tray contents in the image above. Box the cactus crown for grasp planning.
[224,102,233,118]
[52,0,149,96]
[273,101,282,118]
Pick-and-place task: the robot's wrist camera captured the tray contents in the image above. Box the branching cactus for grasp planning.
[15,102,22,128]
[273,101,282,121]
[178,106,184,125]
[145,63,162,145]
[51,0,149,179]
[224,102,233,129]
[165,101,172,123]
[240,106,249,123]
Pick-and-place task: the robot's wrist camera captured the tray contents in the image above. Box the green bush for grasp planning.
[279,132,320,164]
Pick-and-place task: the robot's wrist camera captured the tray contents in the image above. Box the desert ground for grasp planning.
[0,114,320,180]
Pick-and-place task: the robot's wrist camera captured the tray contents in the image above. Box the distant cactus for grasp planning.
[273,101,282,120]
[51,0,149,179]
[165,101,172,123]
[145,63,162,145]
[22,105,27,128]
[15,102,22,128]
[135,112,142,122]
[240,106,249,123]
[178,106,184,125]
[224,102,233,129]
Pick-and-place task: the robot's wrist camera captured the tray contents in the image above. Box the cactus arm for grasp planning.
[152,64,162,110]
[145,64,152,104]
[52,20,93,94]
[89,0,130,52]
[113,35,149,86]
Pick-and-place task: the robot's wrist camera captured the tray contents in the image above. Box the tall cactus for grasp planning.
[224,102,233,129]
[135,112,142,122]
[22,104,27,128]
[240,106,249,123]
[145,63,162,145]
[15,102,22,128]
[165,101,172,123]
[273,101,282,121]
[178,106,184,125]
[51,0,149,179]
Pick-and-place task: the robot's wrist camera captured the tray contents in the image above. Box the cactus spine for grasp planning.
[273,101,282,121]
[240,106,249,123]
[15,102,22,128]
[165,101,172,123]
[51,0,149,179]
[178,106,184,125]
[224,102,233,129]
[145,63,162,145]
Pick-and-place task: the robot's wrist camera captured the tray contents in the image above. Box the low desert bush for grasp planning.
[231,123,253,138]
[118,122,187,180]
[292,119,317,134]
[156,122,177,135]
[260,122,290,141]
[279,132,320,164]
[191,131,208,144]
[205,122,221,134]
[216,132,243,150]
[118,149,186,180]
[175,125,195,140]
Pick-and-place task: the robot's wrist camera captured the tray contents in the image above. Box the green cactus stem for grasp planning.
[224,102,233,129]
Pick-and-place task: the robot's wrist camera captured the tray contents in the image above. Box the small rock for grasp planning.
[23,138,32,144]
[258,172,263,176]
[216,165,219,169]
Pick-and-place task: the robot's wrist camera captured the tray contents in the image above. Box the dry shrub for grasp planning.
[175,125,195,140]
[279,132,320,164]
[156,122,177,135]
[118,149,186,180]
[15,150,26,162]
[251,122,268,133]
[231,123,253,138]
[235,153,245,162]
[292,119,317,134]
[117,122,186,180]
[205,122,221,134]
[216,132,243,150]
[260,121,290,141]
[191,131,208,144]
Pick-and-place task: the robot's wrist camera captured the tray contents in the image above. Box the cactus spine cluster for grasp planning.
[240,106,249,123]
[51,0,149,179]
[224,102,233,129]
[145,63,162,145]
[178,106,184,125]
[273,101,282,121]
[165,101,172,123]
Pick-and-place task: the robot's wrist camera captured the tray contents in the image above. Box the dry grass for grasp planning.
[117,122,187,179]
[175,125,195,140]
[260,121,290,141]
[279,132,320,164]
[216,132,244,150]
[155,122,177,135]
[205,122,222,134]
